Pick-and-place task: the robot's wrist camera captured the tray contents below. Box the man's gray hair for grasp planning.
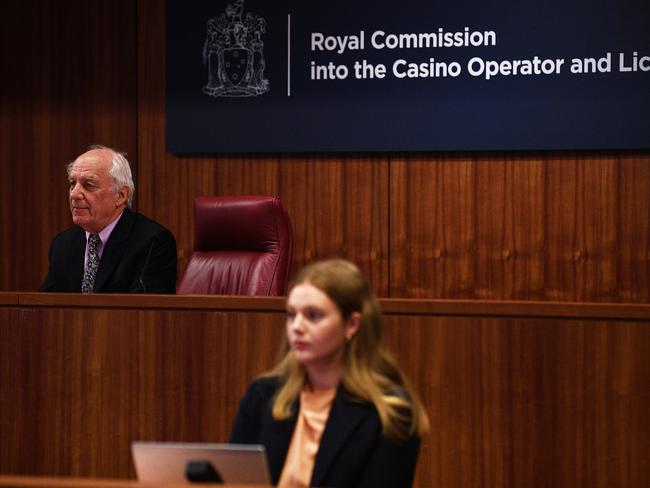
[67,144,136,207]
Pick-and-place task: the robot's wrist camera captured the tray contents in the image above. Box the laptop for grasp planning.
[131,441,272,485]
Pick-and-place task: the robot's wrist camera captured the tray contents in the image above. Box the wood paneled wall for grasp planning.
[1,295,649,487]
[390,156,650,300]
[1,0,649,302]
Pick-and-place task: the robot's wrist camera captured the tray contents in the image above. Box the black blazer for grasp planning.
[40,208,177,293]
[230,377,421,488]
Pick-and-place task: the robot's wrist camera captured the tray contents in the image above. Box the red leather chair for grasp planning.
[177,196,293,295]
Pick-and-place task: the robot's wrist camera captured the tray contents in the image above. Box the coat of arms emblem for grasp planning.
[202,0,270,97]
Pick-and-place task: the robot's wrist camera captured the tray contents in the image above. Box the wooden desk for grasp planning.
[1,293,648,487]
[0,475,264,488]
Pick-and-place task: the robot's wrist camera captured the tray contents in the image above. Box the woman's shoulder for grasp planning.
[339,381,412,404]
[242,375,283,401]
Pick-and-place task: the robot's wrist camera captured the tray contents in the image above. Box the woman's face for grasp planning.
[286,282,355,371]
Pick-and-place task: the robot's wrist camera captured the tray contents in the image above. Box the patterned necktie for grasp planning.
[81,234,101,293]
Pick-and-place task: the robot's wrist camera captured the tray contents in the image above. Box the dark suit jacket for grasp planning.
[230,376,421,488]
[40,208,177,293]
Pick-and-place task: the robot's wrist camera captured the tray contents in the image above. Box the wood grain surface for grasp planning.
[390,154,650,301]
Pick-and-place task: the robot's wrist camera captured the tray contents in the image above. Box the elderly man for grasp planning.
[40,145,177,293]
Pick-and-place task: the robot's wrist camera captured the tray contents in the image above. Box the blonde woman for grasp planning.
[230,259,429,487]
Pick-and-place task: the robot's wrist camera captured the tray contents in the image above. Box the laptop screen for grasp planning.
[131,441,271,485]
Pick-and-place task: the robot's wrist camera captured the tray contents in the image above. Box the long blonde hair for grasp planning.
[265,259,429,441]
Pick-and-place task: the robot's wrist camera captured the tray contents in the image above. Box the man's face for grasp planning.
[68,149,125,234]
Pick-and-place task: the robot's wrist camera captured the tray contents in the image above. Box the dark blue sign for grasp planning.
[166,0,650,152]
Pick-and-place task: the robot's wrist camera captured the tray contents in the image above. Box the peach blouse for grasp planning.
[278,387,337,488]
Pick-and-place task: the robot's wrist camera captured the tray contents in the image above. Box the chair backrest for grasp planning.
[177,195,293,295]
